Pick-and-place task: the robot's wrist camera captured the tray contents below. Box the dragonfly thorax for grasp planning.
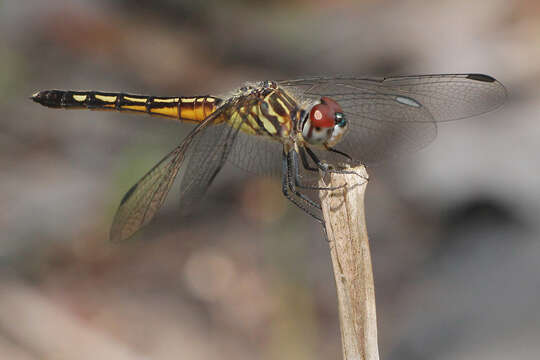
[301,97,348,147]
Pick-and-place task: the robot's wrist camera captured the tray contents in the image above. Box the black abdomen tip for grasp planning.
[466,74,496,83]
[30,90,65,108]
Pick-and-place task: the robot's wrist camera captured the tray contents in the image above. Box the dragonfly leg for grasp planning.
[298,147,318,172]
[324,145,353,161]
[281,151,323,222]
[305,146,330,172]
[305,146,369,182]
[289,150,331,241]
[291,150,343,191]
[287,150,332,241]
[286,151,322,210]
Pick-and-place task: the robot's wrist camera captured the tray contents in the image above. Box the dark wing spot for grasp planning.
[120,183,138,205]
[466,74,496,83]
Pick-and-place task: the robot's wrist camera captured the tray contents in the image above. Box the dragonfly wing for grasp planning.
[280,74,506,122]
[227,130,283,177]
[177,118,244,211]
[280,74,506,165]
[110,108,226,242]
[211,93,283,177]
[311,104,438,166]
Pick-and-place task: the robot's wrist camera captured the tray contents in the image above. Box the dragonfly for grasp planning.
[32,74,506,242]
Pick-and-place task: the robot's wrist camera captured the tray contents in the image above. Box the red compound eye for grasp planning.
[309,97,343,128]
[321,97,343,114]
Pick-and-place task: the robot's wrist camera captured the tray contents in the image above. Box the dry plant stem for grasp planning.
[318,166,379,360]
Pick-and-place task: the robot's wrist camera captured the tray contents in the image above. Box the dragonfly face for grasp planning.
[301,96,349,147]
[32,74,507,241]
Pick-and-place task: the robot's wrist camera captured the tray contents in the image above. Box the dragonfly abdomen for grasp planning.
[31,90,221,123]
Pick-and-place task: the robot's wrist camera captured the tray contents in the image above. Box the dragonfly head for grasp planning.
[302,97,348,147]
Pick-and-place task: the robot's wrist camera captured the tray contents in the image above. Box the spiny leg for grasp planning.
[291,149,343,191]
[305,146,331,172]
[324,145,353,161]
[281,150,323,223]
[298,146,318,172]
[305,146,368,181]
[290,149,332,241]
[286,151,322,210]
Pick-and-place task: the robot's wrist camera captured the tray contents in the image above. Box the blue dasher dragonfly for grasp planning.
[32,74,506,241]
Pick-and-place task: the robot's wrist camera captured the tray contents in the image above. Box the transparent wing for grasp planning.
[227,131,283,177]
[311,104,437,166]
[177,119,243,209]
[280,74,506,165]
[280,74,506,122]
[110,108,230,242]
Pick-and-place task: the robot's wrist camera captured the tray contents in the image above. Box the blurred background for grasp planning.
[1,0,539,359]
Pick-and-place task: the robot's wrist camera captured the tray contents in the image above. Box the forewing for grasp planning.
[312,101,437,166]
[280,74,506,165]
[280,74,506,122]
[110,109,226,242]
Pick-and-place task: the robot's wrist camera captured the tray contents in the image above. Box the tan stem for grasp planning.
[318,166,379,360]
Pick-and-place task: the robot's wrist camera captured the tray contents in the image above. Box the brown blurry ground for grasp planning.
[1,0,540,359]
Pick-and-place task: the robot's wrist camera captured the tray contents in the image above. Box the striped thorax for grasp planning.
[220,81,299,141]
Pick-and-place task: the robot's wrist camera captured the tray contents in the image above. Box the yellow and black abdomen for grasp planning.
[31,90,222,124]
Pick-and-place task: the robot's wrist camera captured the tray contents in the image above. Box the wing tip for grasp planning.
[109,224,136,243]
[464,74,507,112]
[466,73,497,83]
[109,222,125,243]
